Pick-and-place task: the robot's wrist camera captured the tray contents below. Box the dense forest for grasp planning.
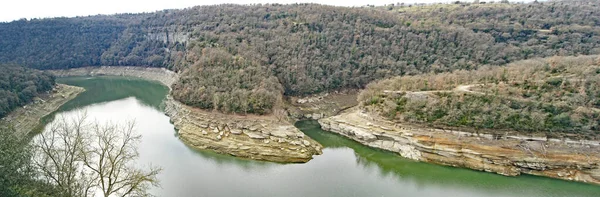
[0,65,55,118]
[172,48,282,114]
[1,0,599,114]
[360,55,600,138]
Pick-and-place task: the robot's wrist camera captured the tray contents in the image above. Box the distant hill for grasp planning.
[1,0,599,114]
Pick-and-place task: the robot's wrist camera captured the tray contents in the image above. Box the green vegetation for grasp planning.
[360,55,600,138]
[0,17,132,69]
[172,48,282,114]
[0,127,58,197]
[0,64,55,118]
[1,1,600,115]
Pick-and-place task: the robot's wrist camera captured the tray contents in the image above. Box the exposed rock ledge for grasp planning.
[52,66,323,163]
[164,96,322,162]
[319,109,600,185]
[0,84,84,138]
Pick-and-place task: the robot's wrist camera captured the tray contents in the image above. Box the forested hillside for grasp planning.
[1,0,599,114]
[360,55,600,138]
[0,65,55,118]
[172,48,283,114]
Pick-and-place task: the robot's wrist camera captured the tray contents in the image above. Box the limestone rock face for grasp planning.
[319,109,600,185]
[165,96,323,163]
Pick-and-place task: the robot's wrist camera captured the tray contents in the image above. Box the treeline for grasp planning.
[0,64,55,118]
[164,1,600,95]
[360,56,600,138]
[172,48,282,114]
[1,1,600,114]
[0,16,136,69]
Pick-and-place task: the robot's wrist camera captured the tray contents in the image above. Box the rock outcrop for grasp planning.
[319,109,600,185]
[52,66,323,163]
[165,96,322,163]
[0,84,84,138]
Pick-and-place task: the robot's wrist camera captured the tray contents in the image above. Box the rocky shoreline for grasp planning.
[51,66,323,163]
[49,66,178,88]
[0,84,84,138]
[319,108,600,185]
[165,96,322,162]
[47,66,600,184]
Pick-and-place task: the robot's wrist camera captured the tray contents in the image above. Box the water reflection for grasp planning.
[56,76,169,112]
[296,116,600,197]
[40,76,600,197]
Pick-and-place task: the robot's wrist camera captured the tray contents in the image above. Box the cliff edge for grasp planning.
[319,108,600,185]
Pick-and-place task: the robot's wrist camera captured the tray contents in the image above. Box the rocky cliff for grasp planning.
[319,109,600,185]
[165,96,322,162]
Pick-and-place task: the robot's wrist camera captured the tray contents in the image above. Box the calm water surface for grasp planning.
[42,76,600,197]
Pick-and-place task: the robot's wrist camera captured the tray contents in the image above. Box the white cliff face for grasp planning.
[319,109,600,185]
[147,31,190,44]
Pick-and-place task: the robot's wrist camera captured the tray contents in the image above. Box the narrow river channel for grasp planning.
[37,76,600,197]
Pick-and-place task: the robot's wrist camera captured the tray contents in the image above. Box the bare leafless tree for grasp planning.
[82,121,161,197]
[34,113,94,197]
[33,113,161,197]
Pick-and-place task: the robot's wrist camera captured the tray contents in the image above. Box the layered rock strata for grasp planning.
[165,96,322,162]
[319,109,600,185]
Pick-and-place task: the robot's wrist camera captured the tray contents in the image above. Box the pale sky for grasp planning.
[0,0,538,22]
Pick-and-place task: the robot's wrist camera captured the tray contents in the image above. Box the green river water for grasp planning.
[42,76,600,197]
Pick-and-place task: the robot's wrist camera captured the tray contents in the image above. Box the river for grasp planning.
[40,76,600,197]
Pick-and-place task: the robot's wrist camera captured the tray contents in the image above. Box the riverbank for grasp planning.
[319,108,600,185]
[165,96,322,162]
[0,84,84,138]
[49,66,178,87]
[51,66,323,163]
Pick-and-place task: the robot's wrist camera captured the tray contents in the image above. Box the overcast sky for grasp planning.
[0,0,539,22]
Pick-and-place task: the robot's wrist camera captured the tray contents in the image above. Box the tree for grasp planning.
[0,126,57,197]
[34,114,93,197]
[82,120,161,197]
[0,126,34,196]
[33,113,161,197]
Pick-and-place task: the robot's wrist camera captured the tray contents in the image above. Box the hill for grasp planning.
[1,0,599,114]
[359,55,600,139]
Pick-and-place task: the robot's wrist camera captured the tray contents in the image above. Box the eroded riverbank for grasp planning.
[48,66,600,185]
[319,108,600,185]
[165,96,322,162]
[50,66,323,162]
[31,75,600,196]
[0,84,84,138]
